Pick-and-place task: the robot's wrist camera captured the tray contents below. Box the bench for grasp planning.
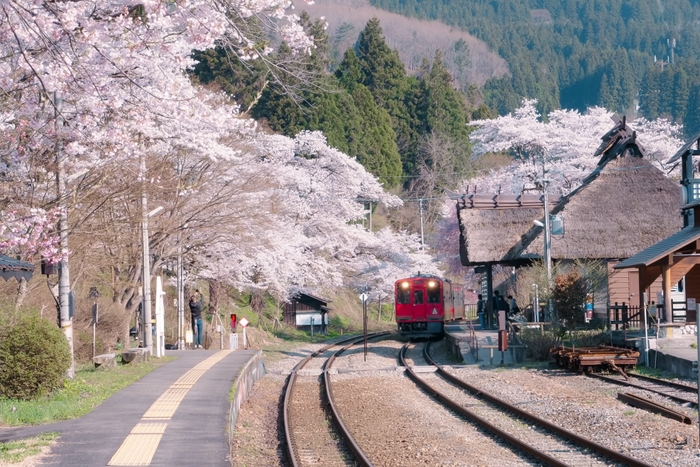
[121,348,149,364]
[93,353,117,369]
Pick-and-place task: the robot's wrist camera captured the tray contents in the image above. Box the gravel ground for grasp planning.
[230,336,700,467]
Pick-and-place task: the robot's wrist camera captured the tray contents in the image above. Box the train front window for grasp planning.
[427,281,440,303]
[397,283,411,304]
[413,290,424,304]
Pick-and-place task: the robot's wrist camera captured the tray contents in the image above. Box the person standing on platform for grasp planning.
[476,294,485,329]
[492,291,503,329]
[189,290,204,349]
[507,295,519,316]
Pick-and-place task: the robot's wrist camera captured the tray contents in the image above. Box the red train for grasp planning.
[395,274,465,338]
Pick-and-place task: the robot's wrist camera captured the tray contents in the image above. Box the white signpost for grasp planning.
[239,317,249,349]
[359,293,368,361]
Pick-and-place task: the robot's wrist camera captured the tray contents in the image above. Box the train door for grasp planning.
[412,284,427,321]
[425,279,443,319]
[442,282,454,319]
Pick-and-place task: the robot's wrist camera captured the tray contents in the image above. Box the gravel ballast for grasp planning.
[230,336,700,467]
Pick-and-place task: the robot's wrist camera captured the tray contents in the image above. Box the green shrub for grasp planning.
[0,313,71,400]
[520,328,562,361]
[565,330,608,347]
[329,315,350,331]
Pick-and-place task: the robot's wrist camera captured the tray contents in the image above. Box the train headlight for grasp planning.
[401,282,410,289]
[428,281,436,288]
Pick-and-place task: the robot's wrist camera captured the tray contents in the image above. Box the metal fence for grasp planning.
[465,303,478,319]
[608,301,693,331]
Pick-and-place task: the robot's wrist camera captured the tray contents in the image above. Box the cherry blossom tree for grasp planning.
[0,0,316,263]
[0,0,449,337]
[467,99,684,196]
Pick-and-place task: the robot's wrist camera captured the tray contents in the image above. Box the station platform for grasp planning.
[444,322,523,366]
[0,348,263,467]
[445,321,699,380]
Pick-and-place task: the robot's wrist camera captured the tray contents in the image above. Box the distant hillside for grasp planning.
[292,0,508,90]
[366,0,700,135]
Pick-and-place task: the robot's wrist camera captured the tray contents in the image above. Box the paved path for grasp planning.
[0,349,259,467]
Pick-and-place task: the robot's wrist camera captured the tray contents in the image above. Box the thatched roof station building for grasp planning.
[453,117,682,320]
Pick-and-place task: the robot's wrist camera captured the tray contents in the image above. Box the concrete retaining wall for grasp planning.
[648,349,697,379]
[228,350,266,445]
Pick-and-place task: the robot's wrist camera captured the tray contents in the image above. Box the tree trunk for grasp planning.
[208,279,223,316]
[250,290,264,328]
[14,277,28,309]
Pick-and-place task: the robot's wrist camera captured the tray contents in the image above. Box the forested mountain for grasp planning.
[369,0,700,135]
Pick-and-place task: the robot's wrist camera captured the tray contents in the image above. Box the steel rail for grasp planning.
[324,331,392,467]
[588,373,698,408]
[617,392,694,425]
[398,342,571,467]
[282,332,388,467]
[629,372,699,393]
[416,341,655,467]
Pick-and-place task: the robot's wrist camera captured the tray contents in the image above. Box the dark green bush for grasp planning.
[520,328,561,361]
[0,313,71,400]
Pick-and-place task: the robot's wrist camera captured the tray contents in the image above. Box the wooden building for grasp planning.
[282,293,331,334]
[614,131,700,324]
[454,117,682,319]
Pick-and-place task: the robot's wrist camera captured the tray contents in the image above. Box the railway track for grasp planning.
[283,332,389,467]
[400,340,656,467]
[587,371,698,408]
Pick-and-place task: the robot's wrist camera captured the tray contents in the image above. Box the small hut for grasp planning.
[282,293,331,334]
[0,255,34,282]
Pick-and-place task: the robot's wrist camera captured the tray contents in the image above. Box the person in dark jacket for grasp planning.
[492,290,508,329]
[189,290,204,349]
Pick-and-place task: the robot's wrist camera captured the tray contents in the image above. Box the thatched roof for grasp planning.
[457,120,682,266]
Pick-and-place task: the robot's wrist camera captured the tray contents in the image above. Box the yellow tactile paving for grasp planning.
[142,388,189,419]
[131,423,167,434]
[172,369,207,387]
[108,350,233,466]
[108,423,166,466]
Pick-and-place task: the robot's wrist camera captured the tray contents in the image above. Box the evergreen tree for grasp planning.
[336,49,403,187]
[684,86,700,136]
[673,68,690,123]
[355,18,421,180]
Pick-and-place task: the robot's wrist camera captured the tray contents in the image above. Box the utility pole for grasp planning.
[140,153,153,355]
[667,38,676,65]
[177,243,184,350]
[419,199,425,250]
[54,91,75,378]
[539,163,553,323]
[654,55,669,71]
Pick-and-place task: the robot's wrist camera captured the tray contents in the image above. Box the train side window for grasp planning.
[427,287,440,303]
[414,290,424,304]
[397,286,411,304]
